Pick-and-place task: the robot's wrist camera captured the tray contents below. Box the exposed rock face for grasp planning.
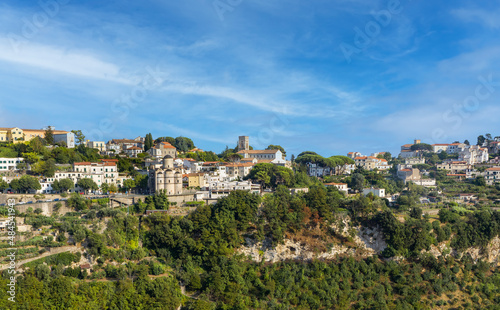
[420,237,500,265]
[238,216,387,262]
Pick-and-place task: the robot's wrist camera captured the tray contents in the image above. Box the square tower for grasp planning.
[238,136,249,151]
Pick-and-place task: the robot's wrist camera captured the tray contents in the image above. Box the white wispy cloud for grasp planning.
[0,37,131,84]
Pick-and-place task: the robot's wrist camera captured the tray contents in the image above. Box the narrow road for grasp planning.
[0,245,79,270]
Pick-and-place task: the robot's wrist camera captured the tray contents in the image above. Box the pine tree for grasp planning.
[145,133,153,151]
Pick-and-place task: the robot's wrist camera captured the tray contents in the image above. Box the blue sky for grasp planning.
[0,0,499,158]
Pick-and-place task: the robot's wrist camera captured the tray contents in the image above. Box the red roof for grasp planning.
[225,162,255,168]
[156,142,176,149]
[487,167,500,171]
[74,162,92,166]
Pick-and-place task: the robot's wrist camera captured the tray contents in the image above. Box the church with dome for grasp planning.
[148,155,183,195]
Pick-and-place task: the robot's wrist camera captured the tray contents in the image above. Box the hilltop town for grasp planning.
[2,126,500,309]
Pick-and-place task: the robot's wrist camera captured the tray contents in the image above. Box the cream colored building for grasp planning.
[52,160,118,189]
[148,142,177,159]
[225,162,254,180]
[86,141,106,151]
[148,156,183,195]
[437,161,471,173]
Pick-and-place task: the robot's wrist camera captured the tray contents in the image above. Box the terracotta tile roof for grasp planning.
[103,162,117,166]
[74,162,92,166]
[355,156,368,160]
[126,146,142,150]
[225,162,255,168]
[202,161,221,165]
[487,167,500,171]
[155,142,176,149]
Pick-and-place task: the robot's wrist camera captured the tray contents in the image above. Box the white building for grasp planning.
[53,160,119,190]
[53,132,75,148]
[448,143,466,154]
[324,183,348,193]
[485,167,500,185]
[458,145,489,164]
[237,149,284,161]
[432,144,449,153]
[0,158,23,171]
[306,163,334,177]
[125,146,143,158]
[363,188,385,198]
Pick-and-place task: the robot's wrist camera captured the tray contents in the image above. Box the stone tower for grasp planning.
[238,136,249,151]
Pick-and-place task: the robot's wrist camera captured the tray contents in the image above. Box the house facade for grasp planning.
[0,158,23,171]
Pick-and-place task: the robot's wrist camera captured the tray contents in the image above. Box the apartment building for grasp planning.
[485,167,500,185]
[0,158,23,171]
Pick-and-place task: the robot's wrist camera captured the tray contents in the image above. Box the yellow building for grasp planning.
[0,128,8,142]
[0,127,69,143]
[187,173,206,188]
[0,127,24,143]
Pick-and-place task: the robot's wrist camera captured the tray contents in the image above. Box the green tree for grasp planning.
[350,173,365,193]
[58,178,74,192]
[68,192,88,211]
[71,130,86,145]
[32,159,56,177]
[410,143,433,151]
[109,183,118,193]
[76,178,98,194]
[29,137,46,154]
[475,176,487,187]
[175,136,195,152]
[15,175,42,193]
[144,133,153,151]
[9,179,21,193]
[477,135,486,146]
[0,179,8,192]
[44,127,54,145]
[122,179,136,192]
